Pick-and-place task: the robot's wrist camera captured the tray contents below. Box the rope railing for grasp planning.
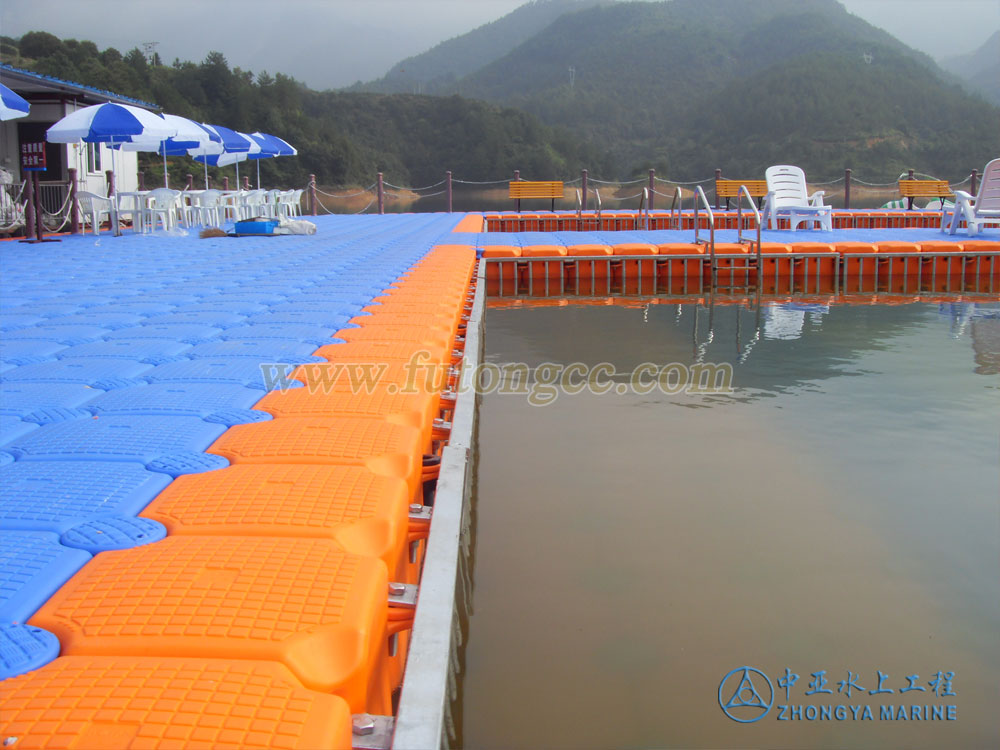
[315,184,376,199]
[654,176,713,186]
[382,178,448,192]
[602,191,646,202]
[301,165,984,218]
[851,177,900,187]
[451,177,510,185]
[589,176,647,185]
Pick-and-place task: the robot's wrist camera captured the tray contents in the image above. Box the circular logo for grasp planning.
[719,667,774,723]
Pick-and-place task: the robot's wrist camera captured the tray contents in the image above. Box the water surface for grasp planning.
[459,300,999,749]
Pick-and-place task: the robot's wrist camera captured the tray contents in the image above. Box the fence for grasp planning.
[0,164,987,236]
[308,166,983,215]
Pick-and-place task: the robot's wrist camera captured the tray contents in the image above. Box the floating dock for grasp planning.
[0,210,997,748]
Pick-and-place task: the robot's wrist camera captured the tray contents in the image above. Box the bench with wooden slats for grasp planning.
[897,179,953,209]
[509,180,564,210]
[716,178,768,209]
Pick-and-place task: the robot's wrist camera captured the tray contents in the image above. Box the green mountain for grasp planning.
[358,0,605,95]
[1,32,610,187]
[940,31,1000,106]
[379,0,999,180]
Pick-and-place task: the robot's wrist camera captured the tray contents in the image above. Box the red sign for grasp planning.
[21,142,47,172]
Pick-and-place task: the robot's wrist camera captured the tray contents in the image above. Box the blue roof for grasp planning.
[0,63,158,110]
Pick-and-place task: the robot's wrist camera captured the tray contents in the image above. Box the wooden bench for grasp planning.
[716,178,768,209]
[509,180,564,211]
[897,179,952,209]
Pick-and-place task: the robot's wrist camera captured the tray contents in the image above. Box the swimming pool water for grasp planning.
[461,300,999,749]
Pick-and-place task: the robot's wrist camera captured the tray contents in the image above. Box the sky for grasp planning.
[1,0,997,89]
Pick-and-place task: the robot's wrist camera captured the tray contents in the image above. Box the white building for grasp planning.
[1,62,157,215]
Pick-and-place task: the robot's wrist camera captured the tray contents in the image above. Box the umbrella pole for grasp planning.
[235,161,240,192]
[111,142,122,237]
[163,149,169,188]
[257,160,261,190]
[204,160,209,190]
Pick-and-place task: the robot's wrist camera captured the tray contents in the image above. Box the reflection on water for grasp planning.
[459,301,999,750]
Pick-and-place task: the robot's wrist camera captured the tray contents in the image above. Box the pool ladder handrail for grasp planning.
[574,187,603,228]
[668,186,683,231]
[736,183,763,273]
[637,187,651,230]
[693,184,716,273]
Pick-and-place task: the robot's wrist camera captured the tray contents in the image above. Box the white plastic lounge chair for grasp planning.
[945,158,1000,235]
[76,191,113,234]
[762,165,832,231]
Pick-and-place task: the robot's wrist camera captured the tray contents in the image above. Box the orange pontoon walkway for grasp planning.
[1,214,478,748]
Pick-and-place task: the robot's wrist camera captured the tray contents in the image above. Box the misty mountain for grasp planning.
[362,0,998,179]
[357,0,605,95]
[940,31,1000,106]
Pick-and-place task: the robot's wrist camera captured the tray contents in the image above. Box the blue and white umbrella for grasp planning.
[193,126,258,188]
[47,102,176,235]
[120,114,221,187]
[46,102,174,144]
[0,82,30,121]
[247,132,298,188]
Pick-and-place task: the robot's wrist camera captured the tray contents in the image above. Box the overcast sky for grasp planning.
[1,0,997,89]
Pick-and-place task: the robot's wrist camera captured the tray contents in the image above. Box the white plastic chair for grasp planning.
[945,158,1000,235]
[77,191,113,235]
[191,189,225,227]
[762,165,832,231]
[265,189,282,218]
[142,188,181,232]
[241,189,268,220]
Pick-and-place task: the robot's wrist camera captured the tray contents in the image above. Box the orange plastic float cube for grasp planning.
[483,245,520,287]
[335,325,454,349]
[612,243,658,294]
[313,340,451,367]
[143,464,411,579]
[785,242,839,283]
[959,240,1000,282]
[834,241,879,278]
[0,656,353,750]
[209,417,425,496]
[656,243,706,282]
[29,537,393,713]
[875,241,922,277]
[519,245,568,290]
[565,244,613,291]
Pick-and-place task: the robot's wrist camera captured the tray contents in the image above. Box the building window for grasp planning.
[88,143,102,174]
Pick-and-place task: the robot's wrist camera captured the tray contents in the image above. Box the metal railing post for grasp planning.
[68,167,79,235]
[970,169,978,196]
[844,168,852,210]
[223,176,230,191]
[308,174,317,215]
[581,169,588,211]
[648,169,655,211]
[714,168,722,209]
[513,170,521,212]
[446,170,453,213]
[23,173,36,239]
[377,172,385,214]
[186,174,194,191]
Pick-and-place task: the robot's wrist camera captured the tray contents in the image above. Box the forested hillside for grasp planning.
[0,32,610,187]
[940,31,1000,106]
[364,0,1000,180]
[359,0,604,95]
